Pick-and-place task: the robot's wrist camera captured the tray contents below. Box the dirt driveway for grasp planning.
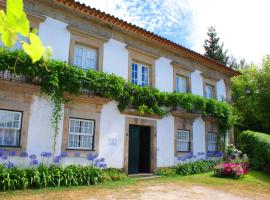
[3,181,269,200]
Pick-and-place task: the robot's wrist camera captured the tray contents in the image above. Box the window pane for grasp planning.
[68,118,94,149]
[208,132,217,152]
[141,66,149,86]
[176,76,187,93]
[205,84,214,99]
[176,130,190,152]
[0,110,21,147]
[132,63,138,84]
[74,45,98,70]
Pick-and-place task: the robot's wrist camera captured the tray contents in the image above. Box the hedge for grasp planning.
[240,130,270,171]
[0,165,126,191]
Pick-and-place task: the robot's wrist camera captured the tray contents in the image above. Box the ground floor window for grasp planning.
[176,130,190,152]
[208,132,218,152]
[0,110,22,147]
[68,118,95,150]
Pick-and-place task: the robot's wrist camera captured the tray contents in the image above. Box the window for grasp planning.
[132,62,149,87]
[0,110,22,147]
[68,118,95,150]
[208,132,218,152]
[176,75,187,93]
[176,130,190,152]
[74,44,97,70]
[205,84,215,99]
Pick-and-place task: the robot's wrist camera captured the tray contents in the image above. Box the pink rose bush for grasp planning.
[214,144,249,178]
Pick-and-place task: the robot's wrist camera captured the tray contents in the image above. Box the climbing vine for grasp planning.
[0,49,234,137]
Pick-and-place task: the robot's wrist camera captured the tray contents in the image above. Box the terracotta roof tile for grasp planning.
[55,0,239,76]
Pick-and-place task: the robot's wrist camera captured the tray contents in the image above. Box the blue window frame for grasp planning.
[131,62,149,87]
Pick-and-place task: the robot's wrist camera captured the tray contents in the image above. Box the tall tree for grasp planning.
[204,26,229,65]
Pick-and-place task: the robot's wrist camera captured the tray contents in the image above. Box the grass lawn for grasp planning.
[1,170,270,200]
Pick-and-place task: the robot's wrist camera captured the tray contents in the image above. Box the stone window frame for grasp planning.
[67,25,108,72]
[172,62,192,93]
[203,116,219,153]
[61,93,109,157]
[0,80,38,154]
[127,46,159,88]
[173,116,194,157]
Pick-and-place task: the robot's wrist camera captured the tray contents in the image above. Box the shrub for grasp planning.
[101,168,126,181]
[175,160,221,176]
[156,167,176,176]
[214,163,248,178]
[239,130,270,171]
[0,165,126,191]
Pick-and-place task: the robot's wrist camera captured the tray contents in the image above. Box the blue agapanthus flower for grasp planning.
[5,161,14,168]
[8,151,16,156]
[20,151,28,158]
[40,152,52,157]
[29,159,39,166]
[87,153,97,161]
[53,156,62,164]
[1,155,8,160]
[60,152,68,158]
[0,149,7,157]
[29,154,37,160]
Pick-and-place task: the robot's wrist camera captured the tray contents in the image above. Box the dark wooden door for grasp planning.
[128,125,151,174]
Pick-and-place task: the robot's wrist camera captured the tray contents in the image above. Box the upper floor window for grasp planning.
[205,84,215,99]
[208,132,218,152]
[68,118,95,150]
[74,44,97,70]
[0,110,22,147]
[176,75,188,93]
[176,129,190,152]
[132,62,149,87]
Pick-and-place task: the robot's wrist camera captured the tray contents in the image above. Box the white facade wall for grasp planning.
[157,115,174,167]
[191,70,204,96]
[27,95,64,157]
[155,57,174,92]
[217,79,226,101]
[39,17,70,62]
[103,39,129,80]
[192,117,206,158]
[99,101,125,168]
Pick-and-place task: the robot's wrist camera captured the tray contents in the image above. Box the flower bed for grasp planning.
[0,150,126,190]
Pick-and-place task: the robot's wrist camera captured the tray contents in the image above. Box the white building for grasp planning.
[0,0,238,174]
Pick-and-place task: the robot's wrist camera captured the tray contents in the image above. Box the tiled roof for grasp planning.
[55,0,239,76]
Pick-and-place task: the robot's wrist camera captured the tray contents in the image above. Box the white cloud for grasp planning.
[189,0,270,64]
[78,0,270,64]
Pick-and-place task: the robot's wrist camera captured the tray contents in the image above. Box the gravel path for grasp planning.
[4,182,268,200]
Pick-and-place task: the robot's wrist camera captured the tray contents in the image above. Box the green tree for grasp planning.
[204,26,229,65]
[231,55,270,137]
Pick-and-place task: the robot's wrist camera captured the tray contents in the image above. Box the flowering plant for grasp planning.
[214,144,249,178]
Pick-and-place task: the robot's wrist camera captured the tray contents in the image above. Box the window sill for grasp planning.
[66,148,95,152]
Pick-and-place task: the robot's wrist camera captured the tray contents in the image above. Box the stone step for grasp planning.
[128,173,161,180]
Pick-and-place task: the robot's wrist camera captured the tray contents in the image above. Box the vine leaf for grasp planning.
[0,0,29,48]
[22,32,44,63]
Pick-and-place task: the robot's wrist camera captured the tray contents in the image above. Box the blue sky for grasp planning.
[78,0,270,64]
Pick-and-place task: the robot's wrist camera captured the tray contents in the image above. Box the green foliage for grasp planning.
[0,49,232,135]
[156,167,176,176]
[0,0,51,63]
[101,168,127,181]
[0,165,126,191]
[175,160,221,176]
[240,130,270,171]
[204,26,229,65]
[231,56,270,135]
